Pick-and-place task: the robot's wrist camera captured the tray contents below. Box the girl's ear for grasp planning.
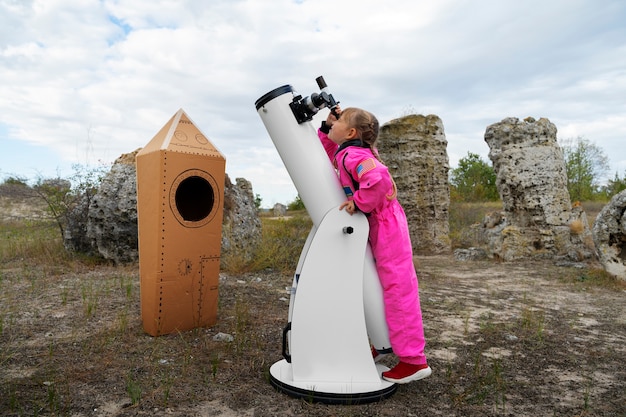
[347,127,357,139]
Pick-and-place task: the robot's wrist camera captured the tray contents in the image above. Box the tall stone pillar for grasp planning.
[377,114,451,254]
[592,189,626,279]
[483,117,593,261]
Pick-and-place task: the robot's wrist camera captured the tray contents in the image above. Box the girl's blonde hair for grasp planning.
[340,107,380,149]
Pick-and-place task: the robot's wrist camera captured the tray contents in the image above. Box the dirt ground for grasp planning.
[1,255,625,416]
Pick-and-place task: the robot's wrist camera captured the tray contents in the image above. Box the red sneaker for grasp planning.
[382,361,431,383]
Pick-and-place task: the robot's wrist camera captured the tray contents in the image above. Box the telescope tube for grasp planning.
[255,85,391,350]
[255,85,346,225]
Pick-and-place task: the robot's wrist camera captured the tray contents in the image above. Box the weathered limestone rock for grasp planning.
[221,176,262,266]
[377,114,451,254]
[273,203,287,217]
[87,151,139,264]
[483,117,594,261]
[592,190,626,279]
[63,151,261,266]
[454,247,487,261]
[64,193,96,255]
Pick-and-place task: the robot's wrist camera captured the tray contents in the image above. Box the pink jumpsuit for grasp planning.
[319,129,428,366]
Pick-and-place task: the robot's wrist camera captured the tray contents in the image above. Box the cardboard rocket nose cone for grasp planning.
[136,109,226,336]
[141,108,224,156]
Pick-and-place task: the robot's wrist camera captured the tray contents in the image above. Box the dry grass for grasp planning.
[221,211,312,274]
[0,220,67,264]
[1,201,625,416]
[578,201,605,225]
[449,201,503,249]
[248,211,312,273]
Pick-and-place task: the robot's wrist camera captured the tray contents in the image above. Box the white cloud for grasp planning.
[1,0,625,206]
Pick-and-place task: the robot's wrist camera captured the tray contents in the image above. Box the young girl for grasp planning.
[318,106,431,384]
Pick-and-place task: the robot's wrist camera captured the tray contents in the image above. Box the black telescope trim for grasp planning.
[269,375,397,405]
[255,85,293,110]
[281,322,292,363]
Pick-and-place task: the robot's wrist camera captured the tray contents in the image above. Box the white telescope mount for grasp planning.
[255,78,396,404]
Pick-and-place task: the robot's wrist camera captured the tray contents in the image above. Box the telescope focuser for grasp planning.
[289,75,340,124]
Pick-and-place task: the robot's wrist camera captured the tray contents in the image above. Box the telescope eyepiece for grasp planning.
[316,76,328,90]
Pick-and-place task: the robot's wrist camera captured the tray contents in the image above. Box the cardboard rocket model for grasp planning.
[136,109,226,336]
[255,78,395,404]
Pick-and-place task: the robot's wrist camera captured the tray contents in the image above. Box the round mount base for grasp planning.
[268,360,397,405]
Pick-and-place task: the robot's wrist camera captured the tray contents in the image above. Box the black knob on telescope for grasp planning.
[343,226,354,234]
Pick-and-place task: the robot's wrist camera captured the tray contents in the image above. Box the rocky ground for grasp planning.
[1,255,625,416]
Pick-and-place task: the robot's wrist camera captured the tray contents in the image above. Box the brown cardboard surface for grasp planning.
[136,109,225,336]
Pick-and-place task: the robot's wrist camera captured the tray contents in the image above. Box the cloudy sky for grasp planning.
[1,0,625,207]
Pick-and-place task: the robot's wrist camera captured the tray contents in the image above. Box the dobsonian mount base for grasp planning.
[267,208,396,404]
[269,361,396,405]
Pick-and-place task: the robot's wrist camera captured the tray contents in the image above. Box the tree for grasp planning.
[560,136,609,201]
[254,194,262,210]
[33,177,72,236]
[33,164,107,238]
[288,194,305,211]
[601,171,626,198]
[449,152,499,202]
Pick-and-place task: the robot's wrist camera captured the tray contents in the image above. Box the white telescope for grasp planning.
[255,77,395,404]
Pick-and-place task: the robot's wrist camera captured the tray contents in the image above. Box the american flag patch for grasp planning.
[356,158,377,179]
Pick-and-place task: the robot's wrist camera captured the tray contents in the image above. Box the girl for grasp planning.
[318,107,431,384]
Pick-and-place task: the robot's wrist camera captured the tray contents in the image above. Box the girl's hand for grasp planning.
[326,105,342,126]
[339,200,356,215]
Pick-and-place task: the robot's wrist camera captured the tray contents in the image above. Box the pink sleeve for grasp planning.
[318,128,338,161]
[353,169,387,213]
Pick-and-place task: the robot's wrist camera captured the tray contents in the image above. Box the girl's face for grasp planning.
[328,116,357,145]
